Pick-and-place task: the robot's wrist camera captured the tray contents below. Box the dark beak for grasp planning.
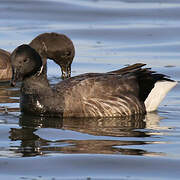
[61,65,71,79]
[10,68,20,87]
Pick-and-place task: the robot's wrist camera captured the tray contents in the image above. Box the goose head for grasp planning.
[10,44,43,86]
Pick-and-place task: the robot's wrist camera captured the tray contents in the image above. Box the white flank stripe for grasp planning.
[115,98,131,115]
[99,102,111,116]
[84,100,103,117]
[145,80,177,112]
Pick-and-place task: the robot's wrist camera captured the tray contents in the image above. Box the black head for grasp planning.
[10,44,43,86]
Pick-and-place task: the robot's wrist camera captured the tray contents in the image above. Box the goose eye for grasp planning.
[23,58,29,63]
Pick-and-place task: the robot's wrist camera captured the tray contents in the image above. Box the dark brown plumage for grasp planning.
[29,32,75,78]
[10,44,177,118]
[0,49,12,81]
[0,32,75,82]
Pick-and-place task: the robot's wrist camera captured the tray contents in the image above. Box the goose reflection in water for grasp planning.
[9,112,166,157]
[0,81,20,113]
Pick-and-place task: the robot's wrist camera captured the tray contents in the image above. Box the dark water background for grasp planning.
[0,0,180,179]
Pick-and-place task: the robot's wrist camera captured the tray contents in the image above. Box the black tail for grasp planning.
[134,66,174,102]
[109,63,175,102]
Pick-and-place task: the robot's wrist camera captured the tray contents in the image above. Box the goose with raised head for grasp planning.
[10,44,177,117]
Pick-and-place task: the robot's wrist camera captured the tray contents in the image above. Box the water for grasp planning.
[0,0,180,179]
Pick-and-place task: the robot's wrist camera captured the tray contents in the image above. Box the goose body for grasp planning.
[0,32,74,81]
[10,45,177,117]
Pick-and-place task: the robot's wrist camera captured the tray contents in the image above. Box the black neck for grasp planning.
[21,67,51,95]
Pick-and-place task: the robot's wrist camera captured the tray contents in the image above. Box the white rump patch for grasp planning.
[145,80,177,112]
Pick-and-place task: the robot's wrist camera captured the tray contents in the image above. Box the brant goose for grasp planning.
[0,32,75,81]
[0,49,12,81]
[10,44,177,117]
[29,32,75,78]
